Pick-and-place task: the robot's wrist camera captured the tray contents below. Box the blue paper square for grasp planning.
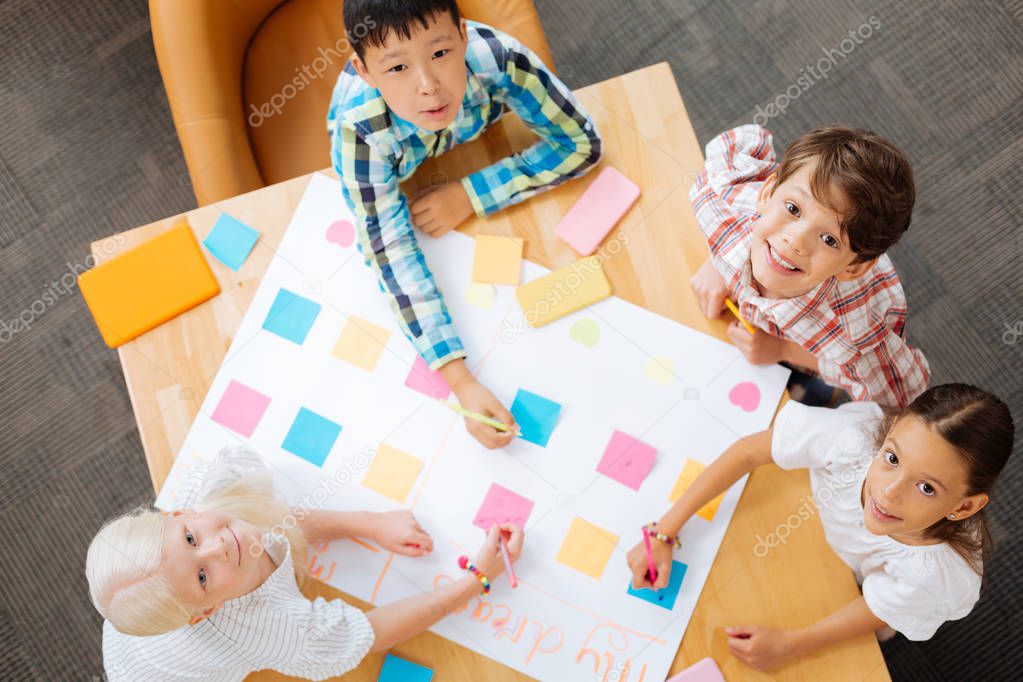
[510,389,562,447]
[203,213,259,271]
[378,654,433,682]
[281,407,341,467]
[263,288,321,345]
[627,560,687,610]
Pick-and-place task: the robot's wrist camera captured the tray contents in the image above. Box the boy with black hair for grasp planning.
[328,0,601,448]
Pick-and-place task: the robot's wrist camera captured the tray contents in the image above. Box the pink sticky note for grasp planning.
[596,430,657,491]
[473,483,534,530]
[555,166,640,255]
[666,657,725,682]
[404,355,450,399]
[211,380,271,437]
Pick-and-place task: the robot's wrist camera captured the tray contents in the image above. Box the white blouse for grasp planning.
[101,448,375,681]
[771,400,981,641]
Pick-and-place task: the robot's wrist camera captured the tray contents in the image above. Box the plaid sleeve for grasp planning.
[332,123,466,370]
[689,125,778,251]
[459,30,602,217]
[818,332,931,408]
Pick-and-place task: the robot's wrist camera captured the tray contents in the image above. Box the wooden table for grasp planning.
[92,63,889,682]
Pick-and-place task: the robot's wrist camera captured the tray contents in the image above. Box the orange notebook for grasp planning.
[78,222,220,347]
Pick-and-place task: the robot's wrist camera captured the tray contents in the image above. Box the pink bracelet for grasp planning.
[645,522,681,549]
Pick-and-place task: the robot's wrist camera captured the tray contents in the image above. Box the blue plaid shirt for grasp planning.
[327,21,602,369]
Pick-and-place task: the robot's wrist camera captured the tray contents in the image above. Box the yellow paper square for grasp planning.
[332,315,392,372]
[668,458,723,522]
[515,257,612,328]
[361,444,423,504]
[472,234,523,285]
[555,516,619,579]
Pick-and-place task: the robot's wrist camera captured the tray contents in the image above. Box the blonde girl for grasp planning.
[87,447,523,681]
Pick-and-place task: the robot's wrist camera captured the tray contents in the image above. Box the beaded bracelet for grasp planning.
[645,522,681,549]
[458,555,491,595]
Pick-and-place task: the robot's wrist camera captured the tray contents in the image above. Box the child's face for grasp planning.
[158,509,268,622]
[352,12,469,132]
[862,416,987,541]
[750,162,875,299]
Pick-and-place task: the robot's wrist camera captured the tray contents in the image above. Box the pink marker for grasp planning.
[498,534,518,588]
[641,525,658,585]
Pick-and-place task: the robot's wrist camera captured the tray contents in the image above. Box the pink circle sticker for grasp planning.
[326,219,355,248]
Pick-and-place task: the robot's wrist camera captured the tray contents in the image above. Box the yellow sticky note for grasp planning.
[332,315,392,372]
[668,459,723,522]
[472,234,523,285]
[361,444,423,504]
[555,516,619,579]
[515,257,612,328]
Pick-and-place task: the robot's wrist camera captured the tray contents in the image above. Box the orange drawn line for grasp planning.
[369,552,394,603]
[517,577,668,645]
[348,537,380,553]
[370,415,459,602]
[444,541,667,646]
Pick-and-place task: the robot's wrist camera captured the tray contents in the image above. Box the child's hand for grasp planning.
[726,625,797,671]
[409,182,475,238]
[690,259,729,318]
[371,510,434,557]
[473,524,524,580]
[452,378,517,449]
[727,319,785,365]
[626,536,675,590]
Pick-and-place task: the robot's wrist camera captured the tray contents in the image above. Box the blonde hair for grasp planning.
[86,467,308,636]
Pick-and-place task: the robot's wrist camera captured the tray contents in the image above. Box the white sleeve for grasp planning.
[861,558,981,641]
[172,446,268,509]
[270,597,376,680]
[771,400,884,470]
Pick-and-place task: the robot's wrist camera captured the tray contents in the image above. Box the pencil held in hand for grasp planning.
[724,298,756,335]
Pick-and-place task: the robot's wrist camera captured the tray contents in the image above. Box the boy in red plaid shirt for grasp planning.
[689,125,929,408]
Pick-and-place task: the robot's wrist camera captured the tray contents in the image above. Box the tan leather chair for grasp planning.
[149,0,555,206]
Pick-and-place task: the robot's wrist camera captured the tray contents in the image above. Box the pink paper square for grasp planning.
[666,657,725,682]
[472,483,534,530]
[211,380,271,437]
[554,166,640,255]
[596,430,657,490]
[404,355,450,399]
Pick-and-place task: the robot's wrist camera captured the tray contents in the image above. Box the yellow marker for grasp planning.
[443,401,517,434]
[724,298,756,335]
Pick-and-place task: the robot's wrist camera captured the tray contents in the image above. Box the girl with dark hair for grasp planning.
[626,383,1014,671]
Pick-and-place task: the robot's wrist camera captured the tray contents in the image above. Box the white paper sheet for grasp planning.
[156,173,790,681]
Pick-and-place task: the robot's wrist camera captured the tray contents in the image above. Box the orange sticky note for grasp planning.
[361,444,423,504]
[472,234,523,285]
[668,459,723,522]
[555,516,619,579]
[78,222,219,347]
[332,315,392,372]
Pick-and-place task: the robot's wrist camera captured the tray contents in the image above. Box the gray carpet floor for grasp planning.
[0,0,1019,680]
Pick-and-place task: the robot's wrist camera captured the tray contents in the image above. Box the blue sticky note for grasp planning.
[281,407,341,467]
[263,288,321,345]
[510,389,562,447]
[627,560,687,610]
[203,213,259,271]
[378,654,433,682]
